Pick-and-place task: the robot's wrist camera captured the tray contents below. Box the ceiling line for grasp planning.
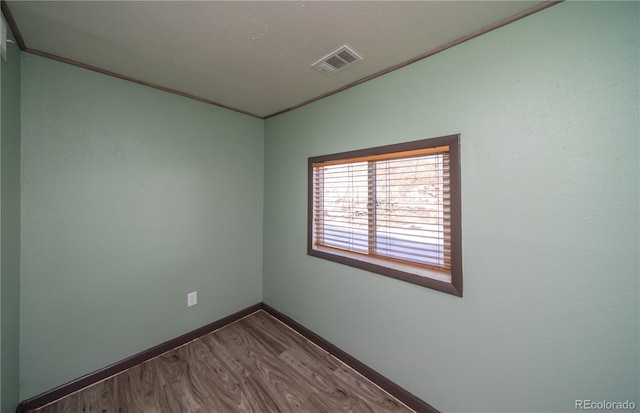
[1,0,26,51]
[25,48,264,119]
[264,0,563,119]
[2,0,562,121]
[1,0,263,119]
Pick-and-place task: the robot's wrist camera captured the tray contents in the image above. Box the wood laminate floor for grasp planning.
[31,310,415,413]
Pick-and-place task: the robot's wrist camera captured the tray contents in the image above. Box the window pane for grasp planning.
[374,155,446,267]
[318,162,369,253]
[308,134,461,296]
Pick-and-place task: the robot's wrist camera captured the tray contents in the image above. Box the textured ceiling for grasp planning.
[4,1,555,118]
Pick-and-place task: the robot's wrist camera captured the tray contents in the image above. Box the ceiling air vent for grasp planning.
[311,45,362,76]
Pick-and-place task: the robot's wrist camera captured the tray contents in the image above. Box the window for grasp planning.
[308,134,462,296]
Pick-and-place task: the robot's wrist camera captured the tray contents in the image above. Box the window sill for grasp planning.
[309,244,462,296]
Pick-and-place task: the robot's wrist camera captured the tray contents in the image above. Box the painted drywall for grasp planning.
[263,2,639,412]
[20,54,263,398]
[0,29,21,413]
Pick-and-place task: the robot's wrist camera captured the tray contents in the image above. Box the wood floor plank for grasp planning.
[201,331,252,380]
[116,361,163,413]
[304,389,381,413]
[243,311,343,371]
[332,365,413,413]
[154,350,210,413]
[280,346,392,413]
[177,337,245,412]
[245,371,318,413]
[216,324,317,413]
[234,375,283,413]
[29,311,416,413]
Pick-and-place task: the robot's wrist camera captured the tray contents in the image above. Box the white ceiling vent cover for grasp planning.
[311,45,363,76]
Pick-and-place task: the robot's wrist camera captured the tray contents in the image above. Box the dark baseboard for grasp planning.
[17,302,439,413]
[261,303,440,413]
[16,303,262,413]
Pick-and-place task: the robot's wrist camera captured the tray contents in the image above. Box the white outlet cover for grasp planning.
[187,291,197,307]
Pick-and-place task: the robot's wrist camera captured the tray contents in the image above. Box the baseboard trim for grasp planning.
[16,303,262,413]
[17,302,438,413]
[261,303,440,413]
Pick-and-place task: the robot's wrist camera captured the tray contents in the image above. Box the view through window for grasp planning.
[308,135,462,296]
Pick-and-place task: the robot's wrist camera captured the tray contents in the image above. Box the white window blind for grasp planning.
[312,146,451,272]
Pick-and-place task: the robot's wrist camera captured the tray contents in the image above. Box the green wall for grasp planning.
[263,2,639,412]
[20,54,263,398]
[0,28,21,413]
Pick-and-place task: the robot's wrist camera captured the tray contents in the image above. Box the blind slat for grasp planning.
[313,149,451,271]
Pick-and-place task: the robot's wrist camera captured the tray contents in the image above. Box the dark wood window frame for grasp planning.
[308,134,462,297]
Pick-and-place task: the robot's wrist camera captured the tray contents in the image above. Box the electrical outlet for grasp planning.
[187,291,197,307]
